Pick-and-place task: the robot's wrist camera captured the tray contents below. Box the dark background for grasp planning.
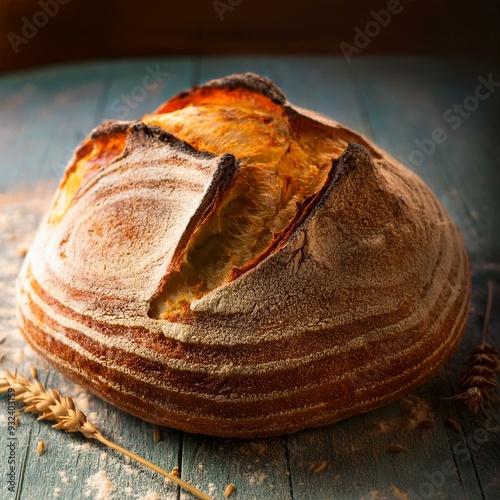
[0,0,498,74]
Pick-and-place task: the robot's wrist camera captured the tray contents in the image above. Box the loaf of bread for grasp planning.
[17,73,470,437]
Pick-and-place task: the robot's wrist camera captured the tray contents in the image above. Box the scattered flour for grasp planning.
[75,392,90,413]
[89,411,99,422]
[371,397,434,433]
[249,442,268,456]
[69,442,92,452]
[84,470,116,499]
[59,471,70,484]
[400,397,434,429]
[123,464,140,476]
[364,491,384,500]
[13,349,26,363]
[247,471,268,485]
[139,492,161,500]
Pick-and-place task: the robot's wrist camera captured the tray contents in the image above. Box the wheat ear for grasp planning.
[452,280,499,414]
[0,370,212,500]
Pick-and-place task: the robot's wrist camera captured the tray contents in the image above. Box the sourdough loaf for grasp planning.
[16,73,470,437]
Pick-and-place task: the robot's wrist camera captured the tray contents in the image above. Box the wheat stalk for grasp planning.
[453,280,499,414]
[0,370,212,500]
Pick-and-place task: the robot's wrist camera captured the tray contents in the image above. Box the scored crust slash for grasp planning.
[16,73,470,438]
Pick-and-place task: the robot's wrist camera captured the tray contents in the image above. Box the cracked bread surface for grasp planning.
[17,73,470,437]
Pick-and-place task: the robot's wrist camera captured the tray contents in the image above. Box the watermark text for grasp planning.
[6,387,17,493]
[8,0,71,54]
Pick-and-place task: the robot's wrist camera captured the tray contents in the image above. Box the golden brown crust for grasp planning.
[16,73,470,437]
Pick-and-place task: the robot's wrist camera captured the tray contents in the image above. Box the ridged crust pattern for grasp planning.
[16,73,470,437]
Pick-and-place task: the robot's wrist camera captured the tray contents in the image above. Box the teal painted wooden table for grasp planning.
[1,57,499,500]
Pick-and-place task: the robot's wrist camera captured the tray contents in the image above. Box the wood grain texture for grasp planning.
[0,56,499,499]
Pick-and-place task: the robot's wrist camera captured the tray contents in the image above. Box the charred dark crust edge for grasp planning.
[331,143,375,185]
[90,120,130,141]
[204,72,287,105]
[91,120,223,162]
[126,121,219,160]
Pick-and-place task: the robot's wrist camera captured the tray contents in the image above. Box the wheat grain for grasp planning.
[37,440,45,455]
[0,370,212,500]
[224,483,235,498]
[453,281,499,414]
[445,418,463,434]
[153,428,161,443]
[311,461,328,473]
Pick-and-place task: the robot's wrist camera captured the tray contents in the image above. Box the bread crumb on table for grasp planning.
[445,418,463,434]
[309,461,328,473]
[224,483,235,498]
[153,428,161,442]
[37,440,45,455]
[390,485,409,499]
